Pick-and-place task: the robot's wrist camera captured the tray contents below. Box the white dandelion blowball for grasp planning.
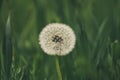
[39,23,76,56]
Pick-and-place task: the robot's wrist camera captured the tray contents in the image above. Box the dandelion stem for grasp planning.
[55,56,62,80]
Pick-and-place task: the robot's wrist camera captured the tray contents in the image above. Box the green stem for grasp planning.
[55,56,62,80]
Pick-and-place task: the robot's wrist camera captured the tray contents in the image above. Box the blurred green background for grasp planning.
[0,0,120,80]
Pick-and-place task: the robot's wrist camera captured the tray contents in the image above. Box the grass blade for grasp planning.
[2,13,12,79]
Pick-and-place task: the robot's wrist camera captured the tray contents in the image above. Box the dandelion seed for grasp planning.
[39,23,76,56]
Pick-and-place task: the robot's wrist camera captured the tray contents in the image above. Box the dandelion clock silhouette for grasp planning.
[39,23,76,80]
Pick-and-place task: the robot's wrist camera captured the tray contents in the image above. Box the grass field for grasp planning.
[0,0,120,80]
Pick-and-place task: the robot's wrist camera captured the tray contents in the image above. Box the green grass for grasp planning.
[0,0,120,80]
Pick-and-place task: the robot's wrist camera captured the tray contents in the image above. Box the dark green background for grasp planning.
[0,0,120,80]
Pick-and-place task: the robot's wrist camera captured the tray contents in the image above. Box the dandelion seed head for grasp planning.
[39,23,76,56]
